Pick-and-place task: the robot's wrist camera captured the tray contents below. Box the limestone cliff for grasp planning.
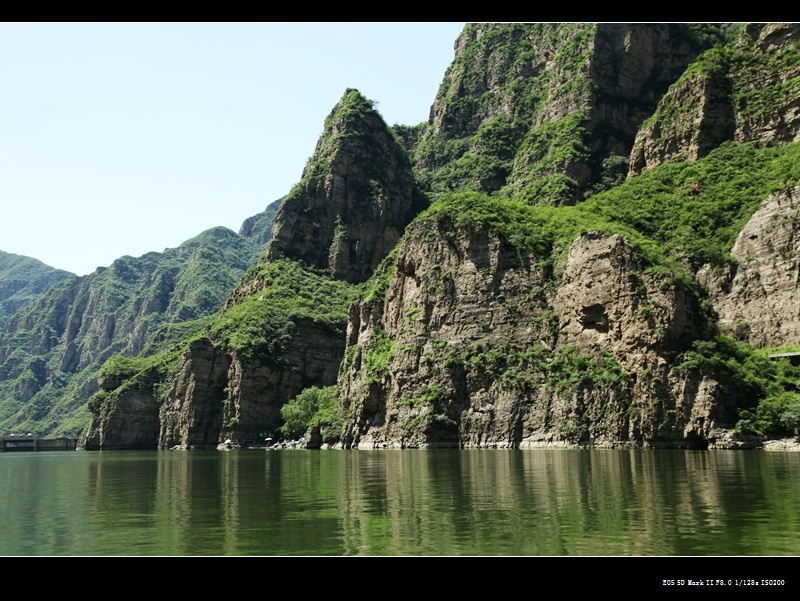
[266,89,425,283]
[81,257,358,449]
[156,318,346,449]
[415,23,708,204]
[698,186,800,348]
[79,23,800,450]
[81,365,162,450]
[337,199,741,449]
[98,90,416,449]
[630,23,800,176]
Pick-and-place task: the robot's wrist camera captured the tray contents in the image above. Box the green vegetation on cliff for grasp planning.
[671,25,800,121]
[10,23,800,448]
[210,259,359,362]
[587,141,800,269]
[0,227,266,436]
[286,88,411,196]
[382,137,799,444]
[87,349,183,416]
[677,337,800,438]
[280,384,346,443]
[238,198,282,246]
[417,141,800,276]
[411,23,720,207]
[267,88,423,284]
[414,24,598,203]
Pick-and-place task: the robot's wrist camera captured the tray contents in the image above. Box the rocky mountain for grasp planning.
[0,225,271,436]
[238,197,282,245]
[334,24,800,449]
[630,23,800,175]
[0,251,73,330]
[412,23,712,204]
[265,89,427,283]
[28,23,800,449]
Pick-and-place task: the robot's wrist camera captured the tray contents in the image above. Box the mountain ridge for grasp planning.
[3,23,800,449]
[83,23,800,449]
[0,219,276,436]
[0,250,74,330]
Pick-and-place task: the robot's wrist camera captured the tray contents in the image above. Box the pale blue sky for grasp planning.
[0,22,466,275]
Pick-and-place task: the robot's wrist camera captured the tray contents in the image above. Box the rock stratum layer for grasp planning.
[630,23,800,175]
[699,186,800,348]
[338,208,736,449]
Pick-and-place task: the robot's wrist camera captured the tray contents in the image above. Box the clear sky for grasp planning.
[0,22,466,276]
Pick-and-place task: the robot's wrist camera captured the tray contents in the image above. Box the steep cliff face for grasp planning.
[95,91,416,449]
[153,318,347,450]
[630,23,800,176]
[91,257,361,450]
[337,198,740,449]
[415,23,707,204]
[266,89,424,283]
[81,367,162,450]
[585,24,708,183]
[157,339,229,448]
[698,186,800,347]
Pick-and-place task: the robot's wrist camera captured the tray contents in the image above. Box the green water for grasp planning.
[1,449,799,556]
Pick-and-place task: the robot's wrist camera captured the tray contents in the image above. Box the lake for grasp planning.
[2,448,799,558]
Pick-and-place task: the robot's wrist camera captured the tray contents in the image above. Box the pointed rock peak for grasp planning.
[283,88,403,192]
[334,87,375,113]
[264,88,421,283]
[312,88,399,159]
[326,88,382,128]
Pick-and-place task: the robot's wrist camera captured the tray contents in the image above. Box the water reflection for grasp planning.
[1,449,798,555]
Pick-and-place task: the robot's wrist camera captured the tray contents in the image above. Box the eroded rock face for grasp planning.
[699,187,800,347]
[338,219,734,449]
[220,320,345,448]
[157,320,347,449]
[79,25,800,452]
[81,91,404,450]
[81,389,160,450]
[419,23,705,203]
[630,23,800,176]
[554,233,699,352]
[629,62,735,175]
[158,338,230,449]
[80,369,162,450]
[238,198,282,246]
[586,24,707,166]
[144,91,423,449]
[266,89,422,284]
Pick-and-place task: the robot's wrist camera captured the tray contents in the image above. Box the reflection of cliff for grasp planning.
[1,450,791,555]
[329,450,796,555]
[333,450,641,555]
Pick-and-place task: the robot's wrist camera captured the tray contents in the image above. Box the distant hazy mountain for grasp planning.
[0,251,74,329]
[0,217,274,436]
